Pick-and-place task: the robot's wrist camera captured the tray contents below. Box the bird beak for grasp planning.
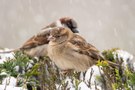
[48,35,55,41]
[73,29,79,33]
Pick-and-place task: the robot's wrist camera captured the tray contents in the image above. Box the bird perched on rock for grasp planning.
[0,17,79,57]
[47,27,119,72]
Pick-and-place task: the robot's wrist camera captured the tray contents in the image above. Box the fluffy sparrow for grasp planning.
[0,17,79,57]
[47,27,119,72]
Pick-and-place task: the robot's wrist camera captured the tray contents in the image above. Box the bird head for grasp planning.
[59,17,79,33]
[42,17,79,33]
[48,27,73,44]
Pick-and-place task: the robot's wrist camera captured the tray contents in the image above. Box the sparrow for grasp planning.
[47,27,119,72]
[0,17,79,57]
[42,17,78,33]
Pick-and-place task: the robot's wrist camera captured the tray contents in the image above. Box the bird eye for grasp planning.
[56,35,60,38]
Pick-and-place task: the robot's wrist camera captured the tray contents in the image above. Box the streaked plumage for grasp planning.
[47,27,102,72]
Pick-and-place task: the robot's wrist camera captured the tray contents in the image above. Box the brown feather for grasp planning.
[47,27,119,72]
[20,29,50,50]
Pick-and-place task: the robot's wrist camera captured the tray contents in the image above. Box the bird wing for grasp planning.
[20,28,51,50]
[67,34,102,60]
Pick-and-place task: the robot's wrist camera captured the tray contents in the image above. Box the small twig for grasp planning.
[94,81,97,90]
[87,68,94,88]
[4,79,8,90]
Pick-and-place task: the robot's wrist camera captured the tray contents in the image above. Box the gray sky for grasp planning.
[0,0,135,54]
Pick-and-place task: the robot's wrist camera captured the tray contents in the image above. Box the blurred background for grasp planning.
[0,0,135,54]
